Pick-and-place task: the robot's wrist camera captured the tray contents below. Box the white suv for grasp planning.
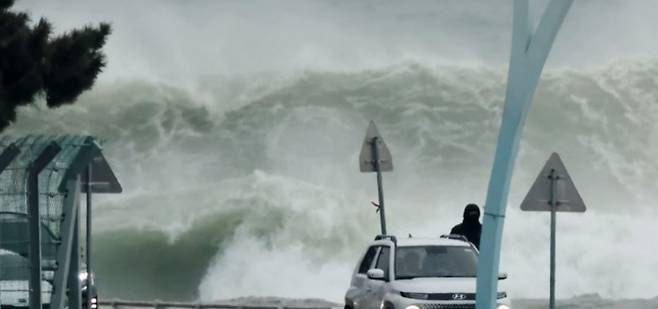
[344,235,511,309]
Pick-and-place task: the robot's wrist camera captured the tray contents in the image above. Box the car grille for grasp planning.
[423,305,475,309]
[427,293,476,301]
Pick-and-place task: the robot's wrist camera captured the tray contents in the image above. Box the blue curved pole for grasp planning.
[475,1,573,308]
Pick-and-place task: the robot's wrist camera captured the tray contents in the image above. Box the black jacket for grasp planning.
[450,204,482,249]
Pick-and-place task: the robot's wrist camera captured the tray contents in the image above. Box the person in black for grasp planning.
[450,203,482,249]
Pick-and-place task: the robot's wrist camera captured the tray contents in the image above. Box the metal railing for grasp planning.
[99,300,336,309]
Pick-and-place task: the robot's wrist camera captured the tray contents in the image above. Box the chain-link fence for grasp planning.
[0,135,109,309]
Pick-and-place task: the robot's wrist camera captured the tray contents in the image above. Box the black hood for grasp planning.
[462,203,481,224]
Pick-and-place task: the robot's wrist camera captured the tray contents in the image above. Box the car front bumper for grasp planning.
[385,292,511,309]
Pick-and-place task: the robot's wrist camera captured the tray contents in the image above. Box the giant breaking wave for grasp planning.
[6,60,658,301]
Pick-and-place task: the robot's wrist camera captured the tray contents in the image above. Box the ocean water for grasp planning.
[5,60,658,303]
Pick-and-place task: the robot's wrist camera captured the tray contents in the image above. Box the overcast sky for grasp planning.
[15,0,658,82]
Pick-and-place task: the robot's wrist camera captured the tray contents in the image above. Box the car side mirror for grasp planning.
[367,268,386,280]
[498,272,508,280]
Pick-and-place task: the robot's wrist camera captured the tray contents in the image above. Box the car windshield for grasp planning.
[395,245,478,279]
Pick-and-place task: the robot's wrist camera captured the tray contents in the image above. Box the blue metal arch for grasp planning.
[475,1,573,308]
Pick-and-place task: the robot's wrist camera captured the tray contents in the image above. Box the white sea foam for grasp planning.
[6,61,658,301]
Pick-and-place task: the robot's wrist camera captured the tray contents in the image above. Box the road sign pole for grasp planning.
[359,121,393,236]
[549,168,557,309]
[372,137,387,235]
[521,153,586,309]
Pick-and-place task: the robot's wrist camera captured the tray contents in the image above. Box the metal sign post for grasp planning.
[549,168,557,309]
[359,121,393,235]
[520,153,587,309]
[372,137,387,235]
[476,1,573,307]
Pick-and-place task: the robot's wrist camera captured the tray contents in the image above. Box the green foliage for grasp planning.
[0,0,111,130]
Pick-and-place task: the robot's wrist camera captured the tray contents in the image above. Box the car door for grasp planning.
[348,246,380,309]
[365,246,390,309]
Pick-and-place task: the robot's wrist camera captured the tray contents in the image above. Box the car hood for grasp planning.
[390,277,477,293]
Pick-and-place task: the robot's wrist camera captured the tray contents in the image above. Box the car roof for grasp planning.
[371,236,471,247]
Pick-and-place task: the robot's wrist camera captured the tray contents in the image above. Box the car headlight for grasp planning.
[400,292,429,300]
[496,305,510,309]
[91,298,98,304]
[405,305,422,309]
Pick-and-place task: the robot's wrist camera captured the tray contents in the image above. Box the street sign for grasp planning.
[521,152,586,309]
[359,121,393,173]
[358,121,392,235]
[521,152,586,212]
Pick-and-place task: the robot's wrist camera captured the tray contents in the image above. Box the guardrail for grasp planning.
[99,300,335,309]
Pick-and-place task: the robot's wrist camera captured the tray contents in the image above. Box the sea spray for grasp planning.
[5,61,658,301]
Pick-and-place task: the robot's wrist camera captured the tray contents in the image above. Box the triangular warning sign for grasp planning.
[520,153,586,212]
[359,121,393,173]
